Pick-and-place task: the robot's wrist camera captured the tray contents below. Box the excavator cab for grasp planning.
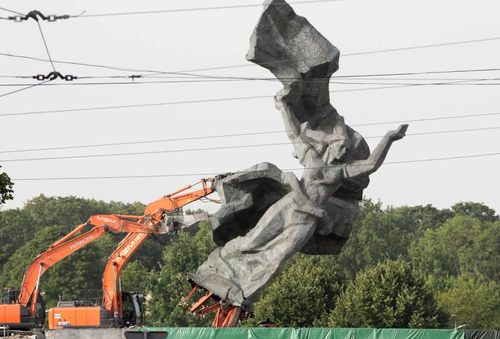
[121,292,144,327]
[0,289,45,330]
[1,289,20,304]
[25,291,46,329]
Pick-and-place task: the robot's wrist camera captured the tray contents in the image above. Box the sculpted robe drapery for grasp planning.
[188,0,372,311]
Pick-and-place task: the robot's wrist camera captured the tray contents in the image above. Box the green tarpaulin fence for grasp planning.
[140,327,465,339]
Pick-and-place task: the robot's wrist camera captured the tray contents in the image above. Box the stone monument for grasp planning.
[188,0,408,313]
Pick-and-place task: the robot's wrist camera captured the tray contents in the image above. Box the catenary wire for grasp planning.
[0,79,50,99]
[1,126,499,163]
[3,75,500,87]
[70,0,343,19]
[10,152,500,181]
[0,76,492,117]
[2,35,500,77]
[4,52,500,82]
[1,112,499,154]
[0,7,23,16]
[36,21,56,73]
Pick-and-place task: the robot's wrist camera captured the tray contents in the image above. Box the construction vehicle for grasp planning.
[188,287,279,328]
[48,212,209,329]
[0,176,225,331]
[188,285,246,327]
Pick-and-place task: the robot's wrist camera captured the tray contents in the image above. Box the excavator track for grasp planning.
[2,330,45,339]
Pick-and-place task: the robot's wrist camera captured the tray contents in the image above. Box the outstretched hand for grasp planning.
[388,124,408,141]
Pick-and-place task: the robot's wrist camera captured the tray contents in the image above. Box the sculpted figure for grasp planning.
[188,0,408,313]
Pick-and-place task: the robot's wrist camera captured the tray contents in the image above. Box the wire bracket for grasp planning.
[9,10,70,22]
[33,72,77,81]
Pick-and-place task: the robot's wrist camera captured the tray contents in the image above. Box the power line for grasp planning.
[0,94,271,117]
[10,152,500,181]
[0,7,23,16]
[344,37,500,57]
[72,0,342,19]
[0,76,495,117]
[2,35,500,77]
[3,74,500,87]
[0,80,50,99]
[175,37,500,74]
[1,112,499,155]
[36,21,56,72]
[2,126,499,163]
[0,131,284,154]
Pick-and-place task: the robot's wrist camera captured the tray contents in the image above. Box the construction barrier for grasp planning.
[139,327,464,339]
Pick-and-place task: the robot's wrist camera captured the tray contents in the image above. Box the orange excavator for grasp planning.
[48,212,209,329]
[188,286,247,327]
[0,175,225,331]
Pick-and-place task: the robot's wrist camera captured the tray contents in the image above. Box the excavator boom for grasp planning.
[45,175,228,329]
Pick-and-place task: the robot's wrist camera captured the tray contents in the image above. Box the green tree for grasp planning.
[450,202,499,223]
[437,273,500,330]
[410,215,500,282]
[335,200,448,280]
[0,165,14,205]
[245,254,345,328]
[329,260,447,328]
[121,260,149,292]
[22,194,144,233]
[0,208,35,270]
[145,222,217,327]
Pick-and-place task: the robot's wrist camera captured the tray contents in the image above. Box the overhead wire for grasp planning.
[0,9,63,99]
[0,7,23,16]
[70,0,343,19]
[36,21,56,72]
[2,37,500,78]
[1,126,499,163]
[3,70,500,87]
[3,73,500,118]
[1,111,500,155]
[10,152,500,181]
[171,37,500,74]
[0,79,51,99]
[1,5,498,189]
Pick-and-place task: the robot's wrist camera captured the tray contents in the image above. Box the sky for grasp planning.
[1,0,499,216]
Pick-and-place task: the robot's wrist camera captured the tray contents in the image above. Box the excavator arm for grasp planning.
[43,174,229,329]
[17,213,168,317]
[101,176,226,322]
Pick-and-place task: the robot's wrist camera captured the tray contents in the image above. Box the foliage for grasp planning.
[0,208,35,270]
[409,215,500,282]
[2,193,500,329]
[335,200,450,280]
[145,222,217,327]
[437,272,500,330]
[245,254,345,328]
[450,202,499,223]
[22,194,145,233]
[0,165,14,205]
[121,260,150,293]
[329,260,447,328]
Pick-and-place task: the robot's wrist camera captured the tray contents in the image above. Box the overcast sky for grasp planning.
[1,0,499,216]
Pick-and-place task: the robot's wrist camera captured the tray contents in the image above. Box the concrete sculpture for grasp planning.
[188,0,407,312]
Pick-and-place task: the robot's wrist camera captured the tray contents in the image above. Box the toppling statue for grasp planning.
[188,0,408,314]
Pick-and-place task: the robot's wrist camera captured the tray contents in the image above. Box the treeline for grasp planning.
[1,195,499,329]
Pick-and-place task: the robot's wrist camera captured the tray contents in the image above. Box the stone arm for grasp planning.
[274,95,322,168]
[344,124,408,180]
